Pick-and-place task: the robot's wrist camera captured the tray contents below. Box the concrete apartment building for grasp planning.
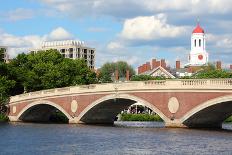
[0,46,9,63]
[31,40,95,69]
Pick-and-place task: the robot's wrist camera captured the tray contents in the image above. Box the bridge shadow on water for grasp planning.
[18,104,69,124]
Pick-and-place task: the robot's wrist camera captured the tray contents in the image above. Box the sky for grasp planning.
[0,0,232,69]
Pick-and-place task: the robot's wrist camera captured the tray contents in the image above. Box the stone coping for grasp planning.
[9,79,232,104]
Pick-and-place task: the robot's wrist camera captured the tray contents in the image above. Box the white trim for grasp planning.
[16,100,73,121]
[8,90,232,106]
[76,93,169,123]
[180,95,232,123]
[148,66,176,79]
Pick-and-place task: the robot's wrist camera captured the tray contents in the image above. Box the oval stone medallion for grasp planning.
[13,106,17,114]
[71,100,78,113]
[168,97,179,114]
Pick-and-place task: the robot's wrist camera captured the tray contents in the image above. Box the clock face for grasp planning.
[198,54,203,60]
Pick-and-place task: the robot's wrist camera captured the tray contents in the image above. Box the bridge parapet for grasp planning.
[9,79,232,104]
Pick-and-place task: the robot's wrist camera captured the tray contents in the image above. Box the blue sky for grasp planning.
[1,0,232,69]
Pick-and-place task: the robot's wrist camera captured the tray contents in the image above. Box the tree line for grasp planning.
[0,49,136,110]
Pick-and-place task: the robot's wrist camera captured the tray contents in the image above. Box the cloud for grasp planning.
[0,27,75,58]
[46,27,74,41]
[1,8,35,21]
[107,42,123,50]
[87,27,108,32]
[120,14,188,41]
[36,0,232,19]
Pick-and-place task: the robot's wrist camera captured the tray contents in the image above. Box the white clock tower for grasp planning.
[188,23,209,66]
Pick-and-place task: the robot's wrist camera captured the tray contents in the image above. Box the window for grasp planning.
[194,39,196,47]
[199,39,201,47]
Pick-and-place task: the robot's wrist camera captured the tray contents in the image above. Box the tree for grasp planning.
[130,75,166,81]
[98,61,135,83]
[193,63,232,79]
[0,48,5,62]
[0,76,15,114]
[8,49,97,93]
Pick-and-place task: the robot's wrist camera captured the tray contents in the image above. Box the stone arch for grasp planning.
[77,93,169,124]
[17,100,73,122]
[180,95,232,128]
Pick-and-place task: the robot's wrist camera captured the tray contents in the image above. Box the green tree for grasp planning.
[98,61,135,83]
[193,63,232,79]
[130,75,166,81]
[0,48,5,62]
[0,76,15,115]
[8,49,97,93]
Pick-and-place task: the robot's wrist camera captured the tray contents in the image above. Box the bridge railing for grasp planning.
[9,78,232,103]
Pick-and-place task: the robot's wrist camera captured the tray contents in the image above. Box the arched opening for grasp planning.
[78,94,167,126]
[183,101,232,129]
[18,104,69,123]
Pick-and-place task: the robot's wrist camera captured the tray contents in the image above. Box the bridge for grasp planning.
[7,79,232,128]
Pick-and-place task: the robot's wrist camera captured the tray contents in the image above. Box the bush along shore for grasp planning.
[119,113,163,122]
[224,116,232,123]
[0,113,8,122]
[119,114,232,123]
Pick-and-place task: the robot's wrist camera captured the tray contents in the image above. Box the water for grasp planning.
[0,122,232,155]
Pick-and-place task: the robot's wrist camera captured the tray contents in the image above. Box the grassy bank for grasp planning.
[224,116,232,123]
[120,113,163,122]
[0,113,8,122]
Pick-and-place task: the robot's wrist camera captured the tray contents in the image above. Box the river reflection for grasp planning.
[0,122,231,155]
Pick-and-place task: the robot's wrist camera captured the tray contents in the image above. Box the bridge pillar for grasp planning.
[8,116,19,122]
[165,120,187,128]
[68,117,79,124]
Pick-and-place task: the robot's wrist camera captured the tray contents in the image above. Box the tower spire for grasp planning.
[197,18,200,26]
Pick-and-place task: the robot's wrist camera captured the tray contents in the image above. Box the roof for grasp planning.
[192,23,204,34]
[142,66,176,79]
[42,40,85,48]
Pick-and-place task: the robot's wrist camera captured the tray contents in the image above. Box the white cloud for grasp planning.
[87,27,108,32]
[107,42,123,50]
[36,0,232,18]
[3,8,35,21]
[120,14,188,41]
[0,27,75,58]
[46,27,74,41]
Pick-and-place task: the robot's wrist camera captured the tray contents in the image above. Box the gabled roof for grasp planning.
[142,66,176,79]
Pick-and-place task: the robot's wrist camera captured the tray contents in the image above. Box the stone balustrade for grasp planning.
[9,79,232,104]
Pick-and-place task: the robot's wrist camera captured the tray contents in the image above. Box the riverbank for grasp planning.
[0,114,8,122]
[119,114,163,122]
[225,116,232,123]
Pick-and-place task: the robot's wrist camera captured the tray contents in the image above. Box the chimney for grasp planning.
[230,65,232,70]
[161,59,166,68]
[176,61,180,69]
[137,66,141,74]
[155,61,160,68]
[115,70,119,81]
[146,62,151,71]
[152,59,156,69]
[216,61,221,70]
[187,66,193,73]
[126,70,130,81]
[142,64,146,73]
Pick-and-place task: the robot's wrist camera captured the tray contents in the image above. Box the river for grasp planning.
[0,122,232,155]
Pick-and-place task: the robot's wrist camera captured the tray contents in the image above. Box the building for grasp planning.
[31,40,95,69]
[137,22,232,79]
[186,22,209,67]
[0,46,9,63]
[137,58,176,79]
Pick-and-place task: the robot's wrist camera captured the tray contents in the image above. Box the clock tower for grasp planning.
[188,22,208,66]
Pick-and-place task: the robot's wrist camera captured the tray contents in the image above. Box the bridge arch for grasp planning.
[77,93,169,124]
[181,95,232,128]
[17,100,73,122]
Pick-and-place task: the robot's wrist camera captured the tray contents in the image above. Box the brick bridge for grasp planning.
[7,79,232,128]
